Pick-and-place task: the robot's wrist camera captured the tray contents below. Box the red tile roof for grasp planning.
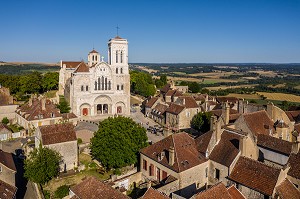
[287,152,300,179]
[229,156,281,196]
[160,84,171,93]
[62,61,82,69]
[193,182,232,199]
[209,130,241,167]
[216,97,238,104]
[227,185,246,199]
[195,131,213,155]
[89,49,98,54]
[276,179,300,199]
[140,133,207,173]
[285,110,300,122]
[16,98,62,121]
[62,112,77,120]
[141,187,169,199]
[0,179,17,199]
[165,103,185,115]
[0,123,12,134]
[177,96,199,108]
[39,123,77,145]
[294,123,300,133]
[70,176,128,199]
[144,97,159,108]
[165,90,176,96]
[242,110,275,136]
[74,62,89,73]
[257,134,292,155]
[0,150,16,171]
[153,103,168,115]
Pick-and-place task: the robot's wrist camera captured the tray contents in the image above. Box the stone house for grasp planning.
[15,96,77,131]
[143,97,161,117]
[0,123,13,141]
[164,89,182,103]
[35,123,78,172]
[0,86,18,122]
[216,97,239,110]
[140,132,209,198]
[0,150,16,187]
[69,176,129,199]
[151,103,168,125]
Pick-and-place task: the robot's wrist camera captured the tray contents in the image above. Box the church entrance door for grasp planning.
[82,108,88,116]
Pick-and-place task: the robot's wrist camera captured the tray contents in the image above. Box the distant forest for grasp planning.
[0,63,59,75]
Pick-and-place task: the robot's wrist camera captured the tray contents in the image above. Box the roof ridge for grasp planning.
[240,156,280,171]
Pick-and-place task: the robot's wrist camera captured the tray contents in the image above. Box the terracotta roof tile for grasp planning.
[89,49,98,54]
[74,62,89,73]
[195,131,213,155]
[166,103,185,115]
[16,98,62,121]
[62,112,77,119]
[70,176,128,199]
[216,97,238,104]
[227,185,246,199]
[257,134,292,155]
[177,96,199,108]
[287,152,300,179]
[0,179,17,199]
[152,103,168,115]
[165,90,176,96]
[209,109,238,118]
[276,179,300,199]
[0,123,12,134]
[209,130,241,167]
[295,123,300,134]
[160,84,171,93]
[229,156,281,196]
[193,182,232,199]
[285,110,300,123]
[140,133,207,173]
[62,61,82,69]
[141,187,169,199]
[144,97,159,108]
[39,123,77,145]
[242,110,275,136]
[0,150,16,171]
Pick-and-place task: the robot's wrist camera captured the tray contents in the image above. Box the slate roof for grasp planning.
[0,179,17,199]
[16,98,62,121]
[228,156,281,196]
[275,179,300,199]
[70,176,128,199]
[209,130,241,167]
[165,103,185,115]
[257,134,293,156]
[0,150,16,171]
[193,182,232,199]
[287,151,300,179]
[39,123,77,145]
[242,110,275,136]
[62,61,82,69]
[74,62,89,73]
[140,132,207,173]
[141,187,169,199]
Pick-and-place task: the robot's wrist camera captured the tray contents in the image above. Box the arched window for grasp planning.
[95,55,97,61]
[120,51,123,63]
[120,68,123,74]
[116,50,118,63]
[116,68,118,74]
[86,85,88,91]
[117,85,119,90]
[121,85,124,90]
[105,78,107,90]
[94,81,97,90]
[92,55,94,61]
[108,81,111,90]
[81,85,84,91]
[98,77,101,90]
[101,76,104,90]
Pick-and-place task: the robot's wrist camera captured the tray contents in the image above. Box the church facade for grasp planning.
[58,36,130,118]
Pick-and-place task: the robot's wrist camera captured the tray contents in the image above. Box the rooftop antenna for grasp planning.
[116,25,120,36]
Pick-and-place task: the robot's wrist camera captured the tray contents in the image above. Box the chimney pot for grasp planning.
[169,146,175,166]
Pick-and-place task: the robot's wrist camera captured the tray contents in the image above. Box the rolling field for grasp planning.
[257,92,300,102]
[207,84,257,91]
[226,93,261,99]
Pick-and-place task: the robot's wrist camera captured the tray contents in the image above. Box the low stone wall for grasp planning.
[0,105,18,121]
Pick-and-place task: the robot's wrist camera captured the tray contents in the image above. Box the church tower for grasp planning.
[108,36,128,72]
[88,49,100,67]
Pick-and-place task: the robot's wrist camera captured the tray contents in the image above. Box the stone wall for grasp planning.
[0,105,18,121]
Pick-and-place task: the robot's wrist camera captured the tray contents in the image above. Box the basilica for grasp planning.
[58,36,130,118]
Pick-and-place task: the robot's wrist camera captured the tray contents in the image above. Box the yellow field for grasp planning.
[257,92,300,102]
[207,84,257,91]
[226,93,261,99]
[248,70,277,77]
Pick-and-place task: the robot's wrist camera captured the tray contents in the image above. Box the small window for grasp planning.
[205,167,208,177]
[215,169,220,180]
[116,68,118,74]
[117,85,119,90]
[121,85,124,90]
[86,85,88,91]
[143,159,147,171]
[51,113,55,118]
[120,68,123,74]
[81,85,84,91]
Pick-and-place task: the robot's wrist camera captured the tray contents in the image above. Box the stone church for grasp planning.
[58,36,130,118]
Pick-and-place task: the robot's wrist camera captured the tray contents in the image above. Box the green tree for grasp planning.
[24,146,61,185]
[56,98,70,113]
[160,74,167,85]
[155,79,164,89]
[91,116,148,169]
[1,117,9,125]
[42,72,59,92]
[191,112,212,132]
[189,82,201,93]
[19,72,42,94]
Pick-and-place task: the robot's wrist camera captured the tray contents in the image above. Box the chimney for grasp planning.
[239,136,247,156]
[205,94,208,102]
[210,115,217,132]
[182,98,185,105]
[292,141,300,154]
[267,102,274,120]
[29,97,33,107]
[169,146,175,166]
[41,98,46,111]
[222,102,230,125]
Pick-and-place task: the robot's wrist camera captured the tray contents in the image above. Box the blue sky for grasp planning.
[0,0,299,63]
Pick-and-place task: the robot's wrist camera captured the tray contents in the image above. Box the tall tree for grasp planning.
[42,72,59,92]
[91,116,148,169]
[56,98,70,113]
[191,112,212,132]
[24,146,61,185]
[160,74,167,85]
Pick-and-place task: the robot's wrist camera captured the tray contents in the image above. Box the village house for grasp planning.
[0,123,13,141]
[0,150,17,188]
[0,86,18,122]
[15,96,77,132]
[69,176,129,199]
[35,123,78,172]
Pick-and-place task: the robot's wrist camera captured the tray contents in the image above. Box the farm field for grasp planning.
[207,84,257,91]
[257,92,300,103]
[226,93,261,100]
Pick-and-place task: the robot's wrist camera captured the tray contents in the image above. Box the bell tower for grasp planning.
[88,49,100,67]
[108,36,128,68]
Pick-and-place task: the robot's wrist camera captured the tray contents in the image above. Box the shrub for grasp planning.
[1,117,9,125]
[54,185,69,199]
[77,138,83,144]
